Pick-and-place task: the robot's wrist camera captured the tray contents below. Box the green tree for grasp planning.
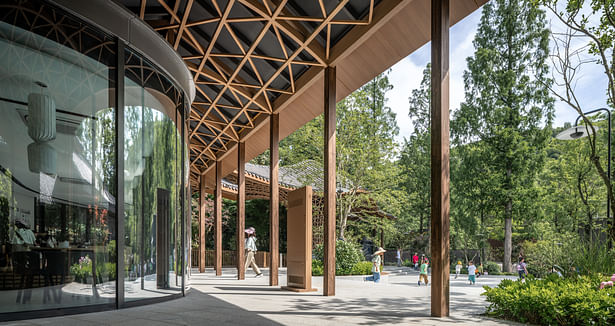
[450,140,497,263]
[535,0,615,242]
[249,72,400,243]
[453,0,554,272]
[336,72,399,240]
[399,64,431,236]
[538,123,608,242]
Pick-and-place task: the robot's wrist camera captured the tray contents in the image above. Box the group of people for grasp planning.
[243,229,533,287]
[367,249,432,285]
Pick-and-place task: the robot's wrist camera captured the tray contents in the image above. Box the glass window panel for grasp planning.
[0,0,116,312]
[123,48,183,301]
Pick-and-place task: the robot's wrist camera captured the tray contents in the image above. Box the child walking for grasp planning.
[455,261,462,279]
[418,257,429,286]
[467,261,476,285]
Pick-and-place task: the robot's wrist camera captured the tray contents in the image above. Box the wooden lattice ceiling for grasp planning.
[121,0,376,187]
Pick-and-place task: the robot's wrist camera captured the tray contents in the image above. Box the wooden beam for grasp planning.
[237,141,246,280]
[199,174,206,273]
[192,0,350,169]
[323,66,336,296]
[269,113,280,286]
[430,0,450,317]
[173,0,194,49]
[215,160,223,276]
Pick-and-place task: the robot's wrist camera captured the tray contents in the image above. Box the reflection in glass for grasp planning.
[123,49,183,300]
[0,0,116,312]
[0,0,188,317]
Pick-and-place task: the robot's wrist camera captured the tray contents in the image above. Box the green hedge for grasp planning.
[485,261,501,274]
[350,261,373,275]
[311,259,372,276]
[483,274,615,325]
[313,240,363,275]
[312,259,324,276]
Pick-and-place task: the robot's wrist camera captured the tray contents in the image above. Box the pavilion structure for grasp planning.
[129,0,486,317]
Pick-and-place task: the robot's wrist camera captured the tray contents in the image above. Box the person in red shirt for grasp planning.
[412,253,419,271]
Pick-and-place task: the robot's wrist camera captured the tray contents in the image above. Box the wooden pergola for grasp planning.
[125,0,486,316]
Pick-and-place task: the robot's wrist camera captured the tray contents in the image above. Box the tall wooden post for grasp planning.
[215,160,223,276]
[199,174,206,273]
[237,141,246,280]
[323,66,336,296]
[430,0,450,317]
[269,113,280,286]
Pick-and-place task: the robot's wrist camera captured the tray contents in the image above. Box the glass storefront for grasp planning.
[0,0,190,318]
[123,48,183,300]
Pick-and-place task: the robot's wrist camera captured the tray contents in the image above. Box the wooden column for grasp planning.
[269,113,280,286]
[430,0,450,317]
[237,141,246,280]
[215,160,223,276]
[323,66,336,296]
[199,174,206,273]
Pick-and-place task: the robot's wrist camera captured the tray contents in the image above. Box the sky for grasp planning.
[386,5,609,144]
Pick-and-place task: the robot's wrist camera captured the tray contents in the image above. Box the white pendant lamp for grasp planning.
[27,81,57,175]
[27,92,56,142]
[27,142,57,175]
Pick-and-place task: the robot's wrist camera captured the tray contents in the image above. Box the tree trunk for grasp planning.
[419,212,423,234]
[589,154,615,244]
[339,211,347,241]
[587,211,593,243]
[480,206,486,264]
[338,198,350,241]
[577,170,593,242]
[503,201,513,273]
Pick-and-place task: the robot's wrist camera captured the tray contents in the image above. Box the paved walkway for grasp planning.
[2,268,522,326]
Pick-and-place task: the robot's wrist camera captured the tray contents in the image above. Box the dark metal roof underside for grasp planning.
[118,0,379,187]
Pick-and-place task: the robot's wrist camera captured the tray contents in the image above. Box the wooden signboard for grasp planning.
[282,186,316,292]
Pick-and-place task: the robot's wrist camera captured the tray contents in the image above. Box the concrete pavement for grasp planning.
[1,268,522,325]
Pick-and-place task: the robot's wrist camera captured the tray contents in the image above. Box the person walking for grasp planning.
[455,260,462,279]
[517,257,528,281]
[396,248,402,267]
[418,257,429,286]
[477,263,484,278]
[365,247,386,283]
[244,227,263,278]
[13,219,36,251]
[412,253,419,271]
[467,261,477,285]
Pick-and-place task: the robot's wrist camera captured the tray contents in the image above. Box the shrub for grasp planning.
[351,261,373,275]
[403,259,413,267]
[485,261,501,274]
[483,274,615,325]
[568,242,615,276]
[313,240,363,275]
[523,233,615,278]
[312,259,323,276]
[312,259,371,276]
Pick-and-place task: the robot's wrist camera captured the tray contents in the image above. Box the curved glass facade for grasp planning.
[0,0,190,319]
